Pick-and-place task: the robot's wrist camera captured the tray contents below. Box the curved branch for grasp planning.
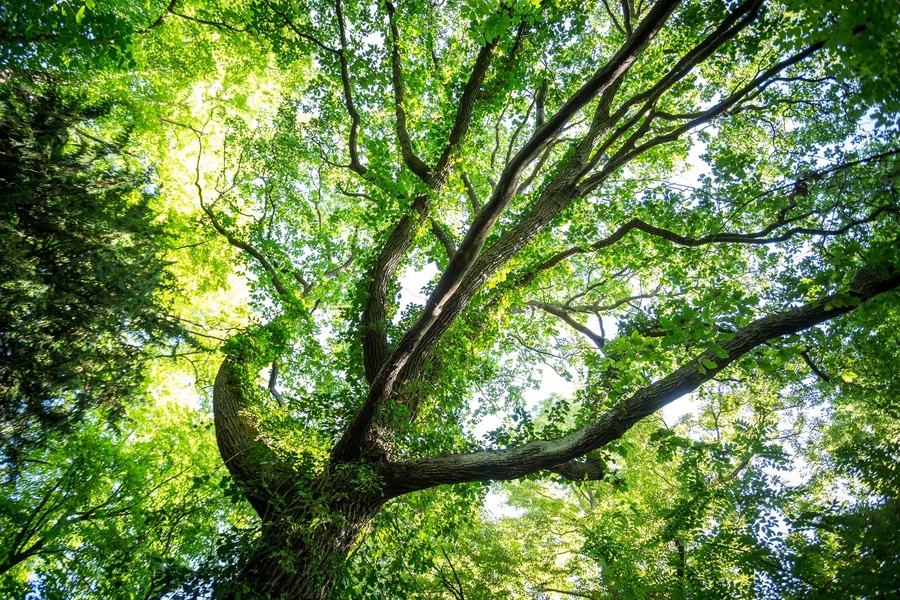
[213,356,293,518]
[361,194,431,382]
[528,206,895,281]
[580,40,826,194]
[530,302,606,350]
[422,0,775,324]
[266,1,340,55]
[431,219,457,259]
[535,77,549,129]
[571,0,764,180]
[358,28,498,381]
[138,0,179,33]
[173,117,302,298]
[800,350,832,384]
[169,9,245,32]
[461,171,482,214]
[550,453,607,481]
[268,359,287,406]
[200,201,293,297]
[385,1,432,183]
[602,0,627,37]
[335,0,366,175]
[380,264,900,497]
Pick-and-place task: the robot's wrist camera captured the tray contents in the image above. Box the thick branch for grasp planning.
[213,356,293,518]
[550,453,606,481]
[576,0,764,179]
[0,539,47,577]
[380,265,900,497]
[360,194,431,382]
[800,350,832,384]
[268,360,287,406]
[359,34,497,380]
[330,0,681,464]
[620,0,634,34]
[580,39,826,194]
[430,0,773,319]
[602,0,763,136]
[535,77,549,129]
[435,0,678,304]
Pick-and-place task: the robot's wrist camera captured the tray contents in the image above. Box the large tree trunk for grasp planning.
[213,351,387,599]
[224,485,383,599]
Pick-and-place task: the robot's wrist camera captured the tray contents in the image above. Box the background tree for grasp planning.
[0,2,277,593]
[0,399,255,599]
[0,81,183,460]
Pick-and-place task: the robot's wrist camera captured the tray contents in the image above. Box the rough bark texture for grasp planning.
[214,355,388,599]
[224,481,384,600]
[213,356,295,520]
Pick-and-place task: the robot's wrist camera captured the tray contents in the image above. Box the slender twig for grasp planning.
[800,350,832,383]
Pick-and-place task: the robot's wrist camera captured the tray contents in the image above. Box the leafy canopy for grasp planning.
[2,0,900,597]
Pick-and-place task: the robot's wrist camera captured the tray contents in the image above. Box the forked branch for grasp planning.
[330,0,682,464]
[530,302,606,350]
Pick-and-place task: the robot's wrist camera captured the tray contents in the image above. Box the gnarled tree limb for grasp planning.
[214,356,294,518]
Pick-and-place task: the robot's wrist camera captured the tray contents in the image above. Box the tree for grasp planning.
[4,0,900,598]
[0,5,289,594]
[176,0,900,597]
[0,80,184,461]
[0,397,254,599]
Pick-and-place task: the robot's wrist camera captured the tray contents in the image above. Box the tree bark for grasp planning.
[214,347,388,599]
[222,482,384,600]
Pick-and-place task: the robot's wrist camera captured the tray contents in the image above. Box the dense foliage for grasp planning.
[1,0,900,598]
[0,82,181,460]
